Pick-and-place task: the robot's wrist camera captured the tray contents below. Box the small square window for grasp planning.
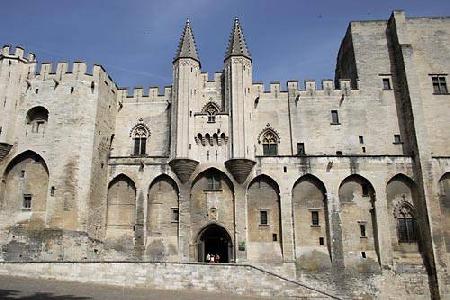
[171,208,179,222]
[20,170,25,178]
[206,174,221,191]
[260,210,268,225]
[382,78,391,90]
[311,211,319,226]
[360,223,366,237]
[297,143,305,155]
[361,251,366,258]
[23,194,32,210]
[394,134,402,144]
[336,151,343,156]
[432,76,448,94]
[331,110,340,124]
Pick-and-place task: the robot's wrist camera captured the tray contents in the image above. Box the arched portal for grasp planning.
[197,224,233,263]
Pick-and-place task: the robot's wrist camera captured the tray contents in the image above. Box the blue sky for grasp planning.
[1,0,449,89]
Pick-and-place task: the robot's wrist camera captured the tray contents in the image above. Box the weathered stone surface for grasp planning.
[0,10,449,299]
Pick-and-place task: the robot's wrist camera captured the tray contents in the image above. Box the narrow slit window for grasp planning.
[359,136,364,144]
[311,211,319,226]
[360,223,366,237]
[171,208,179,222]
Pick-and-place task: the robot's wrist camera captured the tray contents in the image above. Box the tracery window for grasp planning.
[258,124,280,156]
[261,131,278,156]
[130,118,151,156]
[202,102,220,123]
[395,203,417,243]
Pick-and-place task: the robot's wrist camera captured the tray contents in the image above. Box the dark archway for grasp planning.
[197,224,233,263]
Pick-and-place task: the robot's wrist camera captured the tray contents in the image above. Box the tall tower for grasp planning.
[169,19,201,183]
[223,18,256,184]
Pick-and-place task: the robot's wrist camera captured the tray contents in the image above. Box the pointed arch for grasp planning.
[147,173,180,261]
[1,150,49,213]
[4,150,48,177]
[130,118,150,156]
[258,124,280,156]
[108,173,135,189]
[191,167,234,192]
[292,174,331,266]
[338,174,380,267]
[202,101,220,123]
[247,174,282,262]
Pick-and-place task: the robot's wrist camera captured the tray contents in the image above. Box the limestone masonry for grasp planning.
[0,10,449,299]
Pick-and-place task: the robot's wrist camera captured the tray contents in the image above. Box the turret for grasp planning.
[169,19,201,183]
[223,18,256,183]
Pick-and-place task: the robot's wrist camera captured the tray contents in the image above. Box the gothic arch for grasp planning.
[1,150,49,215]
[147,173,180,261]
[106,173,136,243]
[257,124,280,144]
[338,174,380,267]
[191,167,234,192]
[4,150,49,176]
[201,101,220,114]
[247,174,282,262]
[292,174,331,266]
[129,118,151,138]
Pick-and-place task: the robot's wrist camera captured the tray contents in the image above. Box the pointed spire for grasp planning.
[173,18,200,65]
[225,17,251,61]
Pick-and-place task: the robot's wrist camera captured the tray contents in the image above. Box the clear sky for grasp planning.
[1,0,449,89]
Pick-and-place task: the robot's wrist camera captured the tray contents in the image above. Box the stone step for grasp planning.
[0,262,341,299]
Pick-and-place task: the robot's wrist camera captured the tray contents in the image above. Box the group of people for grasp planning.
[206,253,220,263]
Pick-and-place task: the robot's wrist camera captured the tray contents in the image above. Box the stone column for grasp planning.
[326,187,345,268]
[178,184,191,262]
[234,183,248,263]
[280,190,295,262]
[372,180,394,267]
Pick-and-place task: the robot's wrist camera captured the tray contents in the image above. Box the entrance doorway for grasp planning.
[197,224,233,263]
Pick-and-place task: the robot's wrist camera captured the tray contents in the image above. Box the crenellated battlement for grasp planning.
[117,86,172,103]
[252,78,359,99]
[0,45,36,62]
[30,62,117,89]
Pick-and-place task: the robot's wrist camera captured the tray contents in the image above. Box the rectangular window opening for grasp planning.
[336,151,343,156]
[311,211,319,226]
[382,78,391,90]
[331,110,340,124]
[432,76,448,94]
[361,251,366,258]
[207,175,221,191]
[319,237,325,246]
[171,208,179,222]
[360,223,366,237]
[260,210,268,225]
[297,143,305,155]
[272,233,277,241]
[23,194,32,210]
[362,184,369,197]
[394,134,402,144]
[362,146,366,153]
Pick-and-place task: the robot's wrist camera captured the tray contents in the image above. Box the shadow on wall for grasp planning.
[0,289,90,299]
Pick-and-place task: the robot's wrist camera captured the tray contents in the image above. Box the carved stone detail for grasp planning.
[169,158,199,183]
[225,158,256,184]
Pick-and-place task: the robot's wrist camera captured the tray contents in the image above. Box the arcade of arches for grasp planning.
[2,153,448,274]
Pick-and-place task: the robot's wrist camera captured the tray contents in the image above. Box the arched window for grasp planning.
[258,124,280,156]
[395,202,417,243]
[129,118,150,156]
[26,106,48,134]
[202,102,220,123]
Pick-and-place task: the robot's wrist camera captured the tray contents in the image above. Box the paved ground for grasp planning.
[0,275,271,300]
